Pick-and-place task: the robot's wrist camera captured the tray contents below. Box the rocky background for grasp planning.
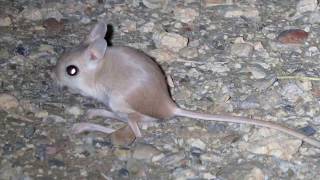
[1,0,320,179]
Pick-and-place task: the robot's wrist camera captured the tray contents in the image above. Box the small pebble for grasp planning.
[118,168,130,178]
[299,125,316,136]
[149,48,177,62]
[20,7,42,21]
[139,22,155,33]
[35,110,49,118]
[80,169,88,177]
[15,44,30,57]
[240,129,302,160]
[80,150,90,157]
[0,163,28,179]
[24,126,36,139]
[205,61,230,73]
[203,0,235,7]
[238,96,260,109]
[159,152,185,166]
[248,65,267,79]
[0,94,19,111]
[151,153,165,162]
[309,12,320,23]
[277,29,308,44]
[43,18,64,33]
[42,8,63,21]
[43,115,66,123]
[231,43,254,57]
[296,0,318,14]
[65,105,83,117]
[92,139,112,147]
[80,16,91,24]
[172,168,196,180]
[126,159,144,176]
[153,31,188,52]
[202,172,216,179]
[132,144,161,162]
[179,47,198,59]
[0,15,12,26]
[280,83,304,103]
[174,7,199,24]
[142,0,169,9]
[212,37,227,50]
[14,140,25,150]
[224,7,259,19]
[0,48,9,59]
[35,144,47,161]
[2,144,14,155]
[120,20,137,32]
[48,159,65,167]
[208,123,227,133]
[187,138,206,151]
[190,147,203,157]
[219,163,266,180]
[113,148,131,161]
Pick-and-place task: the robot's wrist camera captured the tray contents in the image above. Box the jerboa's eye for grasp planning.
[66,65,79,76]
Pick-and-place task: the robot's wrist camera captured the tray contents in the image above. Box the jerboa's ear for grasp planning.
[86,21,107,43]
[85,38,107,62]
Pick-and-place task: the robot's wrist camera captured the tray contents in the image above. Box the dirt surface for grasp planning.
[1,0,320,179]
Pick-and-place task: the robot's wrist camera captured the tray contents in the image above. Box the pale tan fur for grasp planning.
[54,22,320,148]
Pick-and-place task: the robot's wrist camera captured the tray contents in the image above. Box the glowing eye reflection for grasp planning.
[66,65,79,76]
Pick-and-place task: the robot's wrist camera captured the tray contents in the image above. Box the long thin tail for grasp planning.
[174,108,320,148]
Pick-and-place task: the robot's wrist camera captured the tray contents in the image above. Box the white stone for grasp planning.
[44,115,66,123]
[309,12,320,23]
[150,48,177,62]
[41,8,63,21]
[152,153,165,162]
[80,16,91,24]
[202,172,216,179]
[0,94,19,110]
[80,169,88,177]
[121,20,137,32]
[174,7,199,23]
[187,138,206,150]
[241,128,302,160]
[296,0,317,14]
[179,47,198,58]
[280,83,304,103]
[296,78,312,91]
[0,16,12,26]
[38,44,55,54]
[35,110,49,118]
[234,37,245,43]
[206,61,230,73]
[244,167,265,180]
[140,22,155,33]
[300,146,320,156]
[247,65,266,79]
[225,7,259,19]
[20,7,43,21]
[153,31,188,52]
[173,168,196,180]
[231,43,254,57]
[203,0,235,7]
[65,106,83,117]
[142,0,169,9]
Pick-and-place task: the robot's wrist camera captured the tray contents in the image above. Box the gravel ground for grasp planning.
[1,0,320,179]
